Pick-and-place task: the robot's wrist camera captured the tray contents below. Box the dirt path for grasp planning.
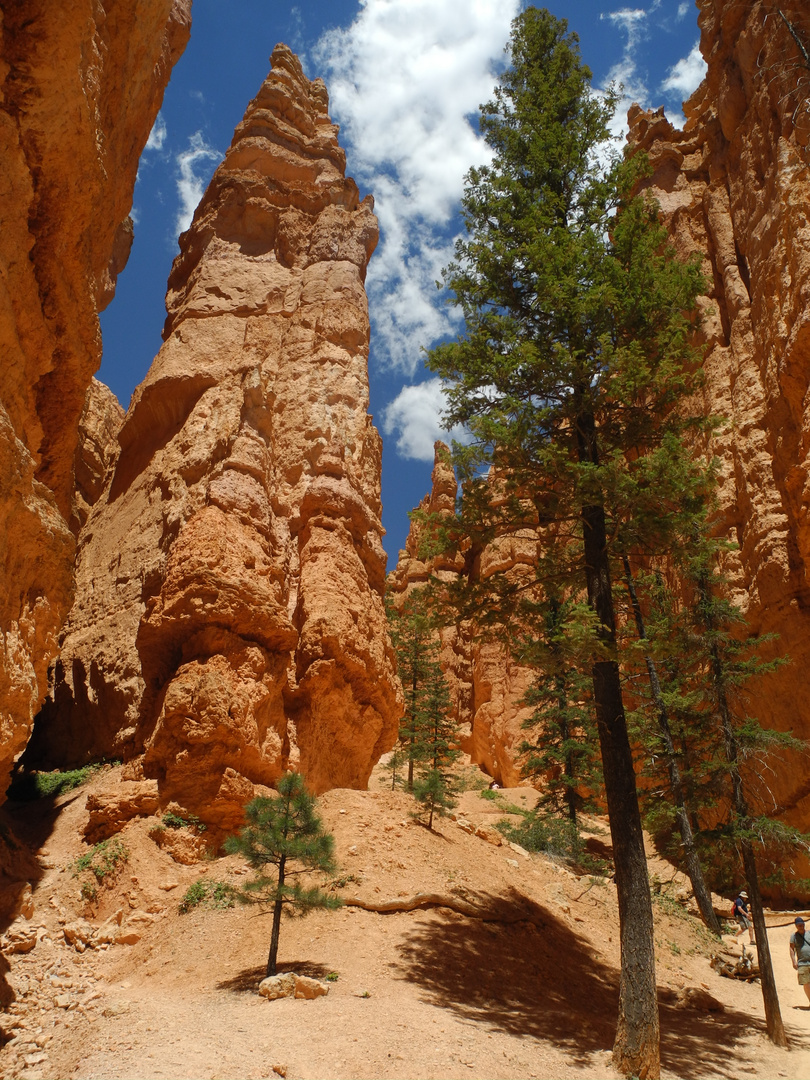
[2,767,810,1080]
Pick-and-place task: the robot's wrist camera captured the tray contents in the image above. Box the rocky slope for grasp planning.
[30,46,401,828]
[0,0,191,801]
[628,0,810,833]
[2,762,809,1080]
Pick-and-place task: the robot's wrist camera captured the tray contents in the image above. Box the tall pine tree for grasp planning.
[427,9,709,1075]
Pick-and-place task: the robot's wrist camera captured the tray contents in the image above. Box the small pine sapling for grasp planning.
[410,653,461,830]
[224,772,342,977]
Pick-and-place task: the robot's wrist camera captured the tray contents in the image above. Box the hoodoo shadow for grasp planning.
[393,886,783,1076]
[0,792,67,1008]
[658,1003,810,1077]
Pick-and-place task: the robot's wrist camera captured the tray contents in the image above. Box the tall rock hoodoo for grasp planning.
[628,0,810,833]
[0,1,191,800]
[33,46,400,826]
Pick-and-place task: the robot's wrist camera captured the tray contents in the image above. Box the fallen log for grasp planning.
[710,951,759,982]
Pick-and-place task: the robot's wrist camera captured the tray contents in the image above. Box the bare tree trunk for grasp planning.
[621,556,721,936]
[578,412,659,1080]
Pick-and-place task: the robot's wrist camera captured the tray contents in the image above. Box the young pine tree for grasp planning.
[224,773,341,978]
[410,651,461,830]
[518,597,602,827]
[387,586,461,827]
[427,9,708,1075]
[386,588,442,791]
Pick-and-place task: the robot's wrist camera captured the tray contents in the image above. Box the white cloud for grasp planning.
[313,0,520,377]
[600,7,650,108]
[145,112,167,152]
[660,41,706,99]
[677,1,691,19]
[382,378,469,461]
[175,132,220,235]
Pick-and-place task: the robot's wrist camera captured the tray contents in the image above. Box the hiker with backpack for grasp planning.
[733,890,755,945]
[790,916,810,1004]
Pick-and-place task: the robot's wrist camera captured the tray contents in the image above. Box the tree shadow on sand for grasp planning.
[393,887,796,1077]
[216,960,332,993]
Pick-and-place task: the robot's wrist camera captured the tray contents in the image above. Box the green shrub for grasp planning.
[71,837,129,883]
[178,879,234,914]
[162,811,206,832]
[8,764,103,801]
[325,971,339,982]
[498,810,608,871]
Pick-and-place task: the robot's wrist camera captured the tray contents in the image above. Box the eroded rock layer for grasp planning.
[0,0,190,798]
[33,46,400,824]
[629,0,810,835]
[387,444,529,787]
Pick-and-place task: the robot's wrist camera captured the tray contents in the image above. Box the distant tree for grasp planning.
[620,557,722,936]
[224,773,341,977]
[517,596,602,826]
[410,650,461,830]
[686,533,795,1047]
[386,588,441,791]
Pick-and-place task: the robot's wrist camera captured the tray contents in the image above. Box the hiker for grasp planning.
[789,916,810,1004]
[733,890,755,945]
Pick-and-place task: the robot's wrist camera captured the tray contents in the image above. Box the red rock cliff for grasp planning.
[629,0,810,835]
[387,444,530,786]
[0,1,190,798]
[33,46,401,826]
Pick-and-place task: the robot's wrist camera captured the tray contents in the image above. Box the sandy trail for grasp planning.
[2,768,810,1080]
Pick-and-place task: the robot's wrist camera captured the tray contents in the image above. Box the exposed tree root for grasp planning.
[342,892,542,925]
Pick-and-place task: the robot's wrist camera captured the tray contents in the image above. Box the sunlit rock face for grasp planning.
[0,0,191,800]
[33,46,401,825]
[387,443,529,787]
[628,0,810,851]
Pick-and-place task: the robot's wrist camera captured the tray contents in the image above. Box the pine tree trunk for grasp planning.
[560,709,578,825]
[267,855,286,978]
[702,574,788,1047]
[578,416,659,1079]
[621,556,721,936]
[741,839,786,1046]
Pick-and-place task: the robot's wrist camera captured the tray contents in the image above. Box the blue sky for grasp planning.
[99,0,707,563]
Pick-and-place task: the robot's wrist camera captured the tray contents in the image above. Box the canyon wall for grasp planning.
[387,444,530,787]
[0,1,191,798]
[629,0,810,832]
[31,45,401,828]
[392,2,810,835]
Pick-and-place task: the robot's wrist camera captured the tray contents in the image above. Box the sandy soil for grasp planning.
[1,763,809,1080]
